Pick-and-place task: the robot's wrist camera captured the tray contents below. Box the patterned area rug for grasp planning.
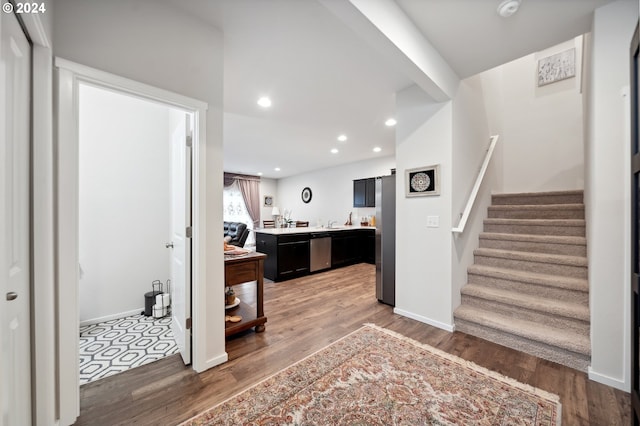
[181,324,561,425]
[79,314,179,384]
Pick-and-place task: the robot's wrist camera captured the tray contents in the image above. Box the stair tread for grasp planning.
[493,190,583,198]
[467,264,588,292]
[454,304,591,355]
[461,283,590,321]
[489,203,584,210]
[484,218,585,226]
[479,232,586,245]
[474,247,587,266]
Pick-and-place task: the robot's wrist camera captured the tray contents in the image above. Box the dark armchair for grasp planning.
[223,221,250,247]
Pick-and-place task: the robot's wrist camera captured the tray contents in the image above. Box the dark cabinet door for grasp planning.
[331,235,348,267]
[277,240,309,279]
[353,179,367,207]
[365,178,376,207]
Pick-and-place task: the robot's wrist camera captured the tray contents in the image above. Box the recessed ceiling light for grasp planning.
[337,134,347,142]
[373,147,382,153]
[330,148,339,154]
[274,167,281,172]
[257,96,272,108]
[257,172,263,176]
[385,118,397,127]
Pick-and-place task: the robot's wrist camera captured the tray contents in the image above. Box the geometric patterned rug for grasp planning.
[79,314,179,385]
[181,324,561,425]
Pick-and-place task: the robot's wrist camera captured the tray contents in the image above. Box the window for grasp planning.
[223,181,254,246]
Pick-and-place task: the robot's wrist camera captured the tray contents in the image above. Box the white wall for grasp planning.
[276,156,395,227]
[451,75,494,310]
[481,37,585,193]
[78,85,171,324]
[395,84,454,330]
[53,0,226,374]
[586,0,637,392]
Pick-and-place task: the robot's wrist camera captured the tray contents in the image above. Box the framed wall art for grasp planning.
[537,48,576,87]
[405,165,440,197]
[263,195,274,207]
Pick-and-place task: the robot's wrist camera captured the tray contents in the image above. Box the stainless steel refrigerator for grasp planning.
[375,174,395,306]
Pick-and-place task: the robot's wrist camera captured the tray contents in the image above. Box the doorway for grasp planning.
[631,22,640,426]
[77,83,188,384]
[55,58,209,421]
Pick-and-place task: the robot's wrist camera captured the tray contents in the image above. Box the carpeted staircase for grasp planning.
[454,190,590,371]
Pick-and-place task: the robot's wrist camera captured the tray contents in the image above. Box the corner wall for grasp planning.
[394,85,454,330]
[586,0,637,392]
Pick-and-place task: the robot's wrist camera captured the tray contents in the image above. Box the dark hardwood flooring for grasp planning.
[75,263,629,425]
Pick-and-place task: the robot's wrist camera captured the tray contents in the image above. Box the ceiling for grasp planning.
[165,0,618,179]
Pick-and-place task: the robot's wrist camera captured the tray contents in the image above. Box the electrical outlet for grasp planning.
[427,216,439,228]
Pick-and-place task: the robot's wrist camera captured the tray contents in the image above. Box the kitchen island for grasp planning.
[255,226,375,282]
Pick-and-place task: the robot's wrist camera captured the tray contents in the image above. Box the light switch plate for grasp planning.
[427,216,439,228]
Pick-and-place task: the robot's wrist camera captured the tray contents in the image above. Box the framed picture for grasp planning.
[263,195,274,207]
[537,48,575,87]
[405,165,440,197]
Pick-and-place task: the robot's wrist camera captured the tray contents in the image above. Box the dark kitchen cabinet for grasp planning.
[331,231,363,267]
[353,178,375,208]
[255,232,309,281]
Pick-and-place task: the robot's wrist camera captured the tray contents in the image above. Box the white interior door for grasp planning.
[170,113,192,365]
[1,8,32,426]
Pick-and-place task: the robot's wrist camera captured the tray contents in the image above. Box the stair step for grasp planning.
[461,284,589,333]
[483,218,585,237]
[488,203,585,220]
[467,264,588,303]
[479,232,587,256]
[474,248,587,279]
[492,190,583,206]
[454,305,591,371]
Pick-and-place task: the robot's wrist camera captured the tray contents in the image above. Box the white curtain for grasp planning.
[223,181,255,246]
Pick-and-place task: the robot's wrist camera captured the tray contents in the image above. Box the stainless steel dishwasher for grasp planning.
[309,232,332,272]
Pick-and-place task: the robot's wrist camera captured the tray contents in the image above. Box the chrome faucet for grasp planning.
[327,220,337,228]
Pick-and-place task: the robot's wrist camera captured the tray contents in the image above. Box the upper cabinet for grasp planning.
[353,178,376,207]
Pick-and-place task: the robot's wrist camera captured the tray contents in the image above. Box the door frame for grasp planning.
[631,22,640,426]
[55,58,208,424]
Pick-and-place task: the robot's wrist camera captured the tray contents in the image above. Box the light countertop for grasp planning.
[254,225,375,235]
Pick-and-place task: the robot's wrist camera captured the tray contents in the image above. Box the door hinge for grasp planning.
[186,135,193,147]
[186,317,192,330]
[186,226,193,238]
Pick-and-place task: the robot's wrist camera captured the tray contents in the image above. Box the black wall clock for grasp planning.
[301,187,312,203]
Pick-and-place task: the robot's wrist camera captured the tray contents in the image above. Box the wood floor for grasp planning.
[74,263,629,425]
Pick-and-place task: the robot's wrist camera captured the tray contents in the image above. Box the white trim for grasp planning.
[55,58,209,422]
[393,308,455,332]
[32,44,57,426]
[202,353,229,373]
[56,66,81,425]
[20,13,50,48]
[79,308,145,327]
[54,58,208,111]
[588,366,628,392]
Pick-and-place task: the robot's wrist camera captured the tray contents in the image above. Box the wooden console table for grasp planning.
[224,251,267,337]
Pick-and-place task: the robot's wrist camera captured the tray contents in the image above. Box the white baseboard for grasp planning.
[80,307,144,327]
[588,366,630,392]
[195,352,228,373]
[393,307,455,332]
